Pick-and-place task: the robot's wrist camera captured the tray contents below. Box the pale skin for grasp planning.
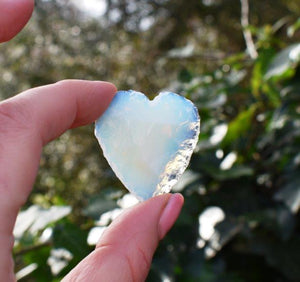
[0,0,184,281]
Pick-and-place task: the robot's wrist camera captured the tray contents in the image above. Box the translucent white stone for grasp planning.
[95,90,200,201]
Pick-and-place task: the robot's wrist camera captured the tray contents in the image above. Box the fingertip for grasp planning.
[101,81,118,94]
[89,80,118,105]
[0,0,34,43]
[69,80,117,128]
[90,80,117,96]
[158,193,184,239]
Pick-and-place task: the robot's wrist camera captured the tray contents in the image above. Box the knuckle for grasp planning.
[54,79,74,91]
[54,79,69,87]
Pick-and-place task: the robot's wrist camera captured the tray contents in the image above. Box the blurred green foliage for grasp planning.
[0,0,300,281]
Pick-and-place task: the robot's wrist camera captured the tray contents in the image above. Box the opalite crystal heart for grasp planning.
[95,90,200,200]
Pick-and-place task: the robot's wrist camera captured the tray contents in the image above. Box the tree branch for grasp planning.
[14,241,52,256]
[240,0,258,59]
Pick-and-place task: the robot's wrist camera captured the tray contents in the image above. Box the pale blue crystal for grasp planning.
[95,90,200,201]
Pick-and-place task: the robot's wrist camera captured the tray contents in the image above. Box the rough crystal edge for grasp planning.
[154,119,200,197]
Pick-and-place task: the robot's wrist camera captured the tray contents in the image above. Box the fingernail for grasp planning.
[158,193,184,239]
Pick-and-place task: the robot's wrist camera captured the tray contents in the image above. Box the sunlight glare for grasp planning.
[70,0,107,17]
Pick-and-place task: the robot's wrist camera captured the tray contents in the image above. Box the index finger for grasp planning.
[0,80,116,280]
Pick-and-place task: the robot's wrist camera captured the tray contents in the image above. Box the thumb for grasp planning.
[63,193,184,282]
[0,0,34,43]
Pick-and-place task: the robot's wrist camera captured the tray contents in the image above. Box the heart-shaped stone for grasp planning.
[95,90,200,200]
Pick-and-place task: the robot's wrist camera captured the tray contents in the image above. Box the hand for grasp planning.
[0,1,184,281]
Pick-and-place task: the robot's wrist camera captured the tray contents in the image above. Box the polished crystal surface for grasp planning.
[95,90,200,201]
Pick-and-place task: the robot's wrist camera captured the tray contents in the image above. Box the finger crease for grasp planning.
[136,244,150,270]
[95,242,115,251]
[124,253,137,282]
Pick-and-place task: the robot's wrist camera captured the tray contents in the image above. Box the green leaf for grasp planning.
[178,69,193,83]
[204,165,254,180]
[264,43,300,80]
[22,245,52,281]
[287,18,300,37]
[222,105,257,147]
[251,48,276,96]
[53,220,90,259]
[274,178,300,214]
[52,220,92,278]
